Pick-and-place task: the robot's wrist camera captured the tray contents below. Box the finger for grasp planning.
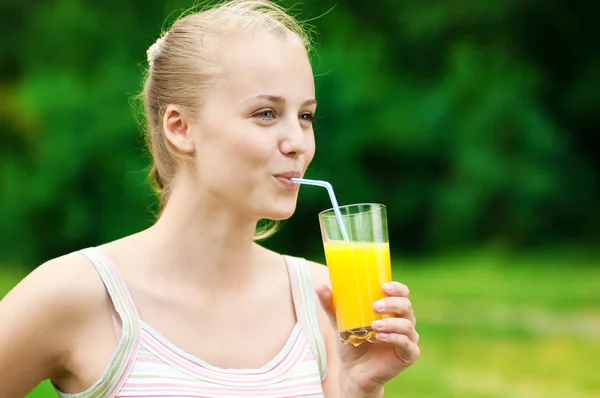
[382,282,410,297]
[315,284,338,331]
[375,333,421,362]
[372,317,419,343]
[373,297,412,316]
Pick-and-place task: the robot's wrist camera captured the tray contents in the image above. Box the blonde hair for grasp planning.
[140,0,313,240]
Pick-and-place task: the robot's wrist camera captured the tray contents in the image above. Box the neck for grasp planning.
[145,175,264,289]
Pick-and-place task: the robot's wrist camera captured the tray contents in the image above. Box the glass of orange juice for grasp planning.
[318,203,392,346]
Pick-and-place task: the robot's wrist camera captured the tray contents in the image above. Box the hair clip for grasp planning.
[147,33,168,66]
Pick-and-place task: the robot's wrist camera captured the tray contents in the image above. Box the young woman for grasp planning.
[0,1,419,397]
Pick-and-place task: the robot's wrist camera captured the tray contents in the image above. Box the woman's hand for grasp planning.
[316,281,419,397]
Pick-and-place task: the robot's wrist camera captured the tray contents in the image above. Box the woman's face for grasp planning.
[191,32,316,221]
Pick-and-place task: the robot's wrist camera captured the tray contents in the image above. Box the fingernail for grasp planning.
[373,300,385,311]
[382,283,393,293]
[377,332,389,341]
[372,320,384,329]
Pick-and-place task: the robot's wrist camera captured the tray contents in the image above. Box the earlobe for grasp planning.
[163,105,196,154]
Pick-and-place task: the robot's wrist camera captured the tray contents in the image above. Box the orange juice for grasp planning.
[323,241,392,343]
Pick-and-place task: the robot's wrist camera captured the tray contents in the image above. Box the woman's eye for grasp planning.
[300,112,314,122]
[254,110,275,120]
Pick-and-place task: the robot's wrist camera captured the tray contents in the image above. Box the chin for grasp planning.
[259,200,298,221]
[263,207,296,221]
[250,189,300,221]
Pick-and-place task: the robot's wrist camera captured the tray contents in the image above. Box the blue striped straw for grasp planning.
[291,178,350,242]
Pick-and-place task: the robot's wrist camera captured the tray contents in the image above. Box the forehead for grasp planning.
[215,32,315,102]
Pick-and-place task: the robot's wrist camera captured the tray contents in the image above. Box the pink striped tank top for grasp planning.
[54,247,327,398]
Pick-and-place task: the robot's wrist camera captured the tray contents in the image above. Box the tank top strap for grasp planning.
[78,247,140,328]
[284,255,328,382]
[63,247,141,398]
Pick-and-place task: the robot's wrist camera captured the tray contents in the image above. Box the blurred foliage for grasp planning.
[0,0,599,266]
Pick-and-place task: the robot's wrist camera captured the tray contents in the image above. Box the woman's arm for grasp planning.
[310,261,392,398]
[0,255,94,397]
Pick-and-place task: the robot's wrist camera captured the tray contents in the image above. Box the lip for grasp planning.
[275,171,302,180]
[274,171,302,191]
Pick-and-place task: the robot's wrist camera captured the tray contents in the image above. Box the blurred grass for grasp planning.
[385,249,600,398]
[1,250,597,397]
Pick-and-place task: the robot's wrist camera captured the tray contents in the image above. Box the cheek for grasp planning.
[229,131,274,170]
[195,133,272,198]
[305,133,316,164]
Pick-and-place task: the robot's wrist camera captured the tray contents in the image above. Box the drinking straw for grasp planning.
[290,178,350,242]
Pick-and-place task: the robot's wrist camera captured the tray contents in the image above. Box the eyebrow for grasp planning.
[243,94,317,107]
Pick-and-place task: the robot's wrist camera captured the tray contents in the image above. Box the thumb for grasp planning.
[315,284,338,331]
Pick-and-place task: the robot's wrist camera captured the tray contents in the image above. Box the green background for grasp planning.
[0,0,598,396]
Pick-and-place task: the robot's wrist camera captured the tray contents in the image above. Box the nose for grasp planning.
[279,119,310,157]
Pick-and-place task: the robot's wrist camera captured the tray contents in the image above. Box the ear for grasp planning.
[162,105,196,154]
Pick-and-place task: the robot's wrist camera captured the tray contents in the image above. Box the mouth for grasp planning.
[274,171,302,190]
[274,171,302,180]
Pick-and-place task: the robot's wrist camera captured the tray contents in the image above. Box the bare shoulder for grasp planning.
[3,251,108,318]
[305,259,342,394]
[306,260,331,289]
[304,259,331,324]
[0,251,108,396]
[304,259,332,330]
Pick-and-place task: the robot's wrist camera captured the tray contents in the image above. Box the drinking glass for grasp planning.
[318,203,392,346]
